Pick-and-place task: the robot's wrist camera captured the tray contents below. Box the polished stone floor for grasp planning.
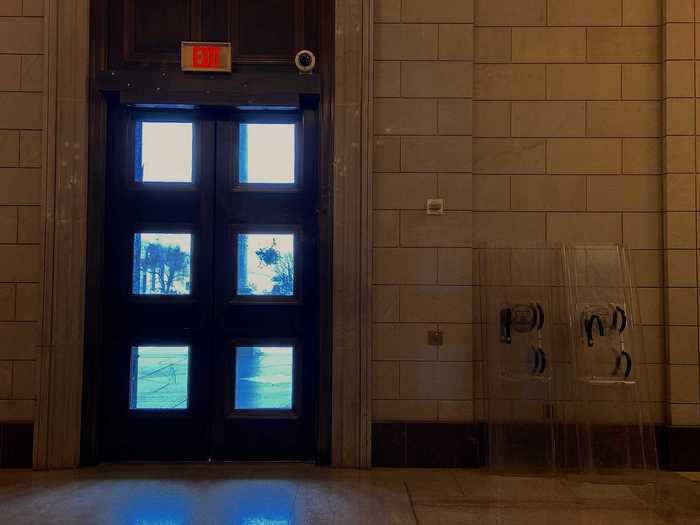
[0,464,699,524]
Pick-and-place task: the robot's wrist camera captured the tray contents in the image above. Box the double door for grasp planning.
[100,105,320,461]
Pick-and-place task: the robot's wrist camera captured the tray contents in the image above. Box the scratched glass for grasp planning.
[129,346,189,410]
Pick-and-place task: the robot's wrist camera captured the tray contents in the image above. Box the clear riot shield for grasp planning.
[561,244,657,484]
[479,242,560,475]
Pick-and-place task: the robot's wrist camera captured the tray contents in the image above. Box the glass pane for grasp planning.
[129,346,189,410]
[239,123,295,184]
[135,122,193,183]
[133,233,192,295]
[235,346,293,410]
[237,233,294,296]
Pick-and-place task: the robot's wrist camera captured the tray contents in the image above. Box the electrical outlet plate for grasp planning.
[426,198,444,216]
[428,330,443,346]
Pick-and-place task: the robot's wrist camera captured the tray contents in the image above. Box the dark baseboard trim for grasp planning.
[372,422,700,471]
[0,423,33,468]
[6,420,698,470]
[657,426,700,471]
[372,422,485,468]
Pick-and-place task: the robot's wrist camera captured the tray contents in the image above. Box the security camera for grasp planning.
[295,50,316,74]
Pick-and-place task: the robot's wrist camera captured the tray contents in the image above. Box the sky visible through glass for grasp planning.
[237,233,294,296]
[133,233,192,295]
[240,123,295,184]
[130,346,189,410]
[235,346,293,410]
[137,121,295,184]
[139,122,193,183]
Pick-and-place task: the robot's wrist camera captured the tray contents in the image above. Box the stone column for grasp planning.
[34,0,90,468]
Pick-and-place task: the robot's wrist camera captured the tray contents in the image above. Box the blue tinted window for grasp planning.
[236,233,294,297]
[239,123,295,184]
[129,346,189,410]
[135,121,193,183]
[133,233,192,295]
[235,346,293,410]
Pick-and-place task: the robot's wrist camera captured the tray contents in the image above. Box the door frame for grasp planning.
[34,0,374,468]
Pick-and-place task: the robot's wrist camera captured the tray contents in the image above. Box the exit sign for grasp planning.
[181,42,232,73]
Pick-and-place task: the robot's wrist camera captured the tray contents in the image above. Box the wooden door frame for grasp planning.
[35,0,373,468]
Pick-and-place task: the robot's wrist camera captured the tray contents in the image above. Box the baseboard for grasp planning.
[372,422,485,468]
[657,426,700,472]
[372,422,700,471]
[0,423,33,468]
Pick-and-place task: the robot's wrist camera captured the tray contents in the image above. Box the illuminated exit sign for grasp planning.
[181,42,232,73]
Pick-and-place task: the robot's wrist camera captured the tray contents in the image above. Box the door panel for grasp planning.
[211,112,318,460]
[101,109,215,460]
[100,106,319,461]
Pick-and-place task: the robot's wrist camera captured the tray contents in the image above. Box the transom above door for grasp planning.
[100,105,320,461]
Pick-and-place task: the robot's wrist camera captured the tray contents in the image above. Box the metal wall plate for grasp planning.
[427,330,443,346]
[426,198,444,216]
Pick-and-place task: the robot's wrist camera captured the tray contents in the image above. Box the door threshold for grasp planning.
[95,459,318,467]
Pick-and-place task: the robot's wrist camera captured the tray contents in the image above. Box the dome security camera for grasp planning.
[295,50,316,74]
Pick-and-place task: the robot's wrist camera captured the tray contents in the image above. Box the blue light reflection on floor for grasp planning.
[208,482,295,525]
[235,346,293,410]
[112,482,294,525]
[120,490,190,525]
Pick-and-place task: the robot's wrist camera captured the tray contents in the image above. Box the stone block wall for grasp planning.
[0,0,44,423]
[371,0,683,426]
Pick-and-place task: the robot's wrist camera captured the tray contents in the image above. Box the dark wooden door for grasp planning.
[210,110,319,460]
[100,105,319,461]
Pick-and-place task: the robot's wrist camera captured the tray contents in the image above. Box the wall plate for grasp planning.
[428,330,443,346]
[426,198,444,216]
